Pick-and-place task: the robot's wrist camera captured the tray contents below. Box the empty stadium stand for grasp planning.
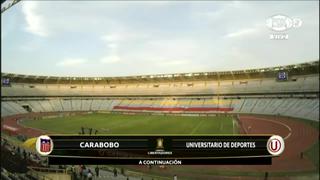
[1,61,319,121]
[1,96,319,121]
[1,75,318,97]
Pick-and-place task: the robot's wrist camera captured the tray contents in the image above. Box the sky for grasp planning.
[1,1,319,77]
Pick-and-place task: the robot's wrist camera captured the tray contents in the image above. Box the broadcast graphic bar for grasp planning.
[35,135,285,165]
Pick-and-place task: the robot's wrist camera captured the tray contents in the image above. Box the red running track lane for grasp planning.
[236,115,319,172]
[1,113,47,137]
[1,112,88,137]
[189,115,318,174]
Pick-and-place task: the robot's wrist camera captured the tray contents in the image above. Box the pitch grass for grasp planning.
[20,113,236,135]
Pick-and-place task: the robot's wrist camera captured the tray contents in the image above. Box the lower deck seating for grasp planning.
[1,97,319,121]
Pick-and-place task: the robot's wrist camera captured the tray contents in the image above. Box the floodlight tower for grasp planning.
[1,0,21,13]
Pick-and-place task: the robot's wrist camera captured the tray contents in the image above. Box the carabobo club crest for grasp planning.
[36,135,53,156]
[40,138,51,153]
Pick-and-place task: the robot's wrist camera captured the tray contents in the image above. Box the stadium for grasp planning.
[1,61,319,179]
[1,1,319,180]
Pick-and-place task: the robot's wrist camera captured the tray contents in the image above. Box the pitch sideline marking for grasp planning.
[232,118,240,134]
[232,118,235,134]
[190,119,205,135]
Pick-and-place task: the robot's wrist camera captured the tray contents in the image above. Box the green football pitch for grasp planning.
[20,113,237,135]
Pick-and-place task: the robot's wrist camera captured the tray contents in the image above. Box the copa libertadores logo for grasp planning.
[267,135,285,156]
[36,135,53,156]
[266,14,302,40]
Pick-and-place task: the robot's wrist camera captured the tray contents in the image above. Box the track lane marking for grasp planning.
[244,117,292,140]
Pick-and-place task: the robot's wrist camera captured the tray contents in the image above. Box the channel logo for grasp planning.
[266,14,302,32]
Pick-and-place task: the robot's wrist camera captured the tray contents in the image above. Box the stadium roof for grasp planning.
[2,60,318,84]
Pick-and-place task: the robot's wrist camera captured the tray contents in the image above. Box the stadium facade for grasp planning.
[1,61,319,121]
[1,60,319,180]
